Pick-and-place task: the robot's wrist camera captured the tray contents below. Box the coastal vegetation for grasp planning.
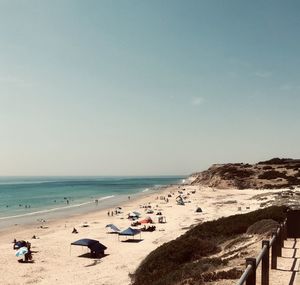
[131,206,286,285]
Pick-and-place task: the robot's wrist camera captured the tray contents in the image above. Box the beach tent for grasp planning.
[118,227,141,240]
[176,196,185,206]
[139,217,153,224]
[105,224,120,233]
[71,239,107,257]
[195,207,202,213]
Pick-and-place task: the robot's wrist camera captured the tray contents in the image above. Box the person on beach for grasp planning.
[12,239,17,249]
[72,228,78,234]
[107,211,110,216]
[24,241,32,262]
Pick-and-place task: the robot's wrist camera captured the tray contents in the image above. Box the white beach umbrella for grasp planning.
[15,247,28,257]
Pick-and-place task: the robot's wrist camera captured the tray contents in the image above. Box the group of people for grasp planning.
[107,210,115,216]
[13,239,33,263]
[107,208,122,216]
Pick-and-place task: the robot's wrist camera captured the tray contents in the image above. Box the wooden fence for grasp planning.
[236,219,287,285]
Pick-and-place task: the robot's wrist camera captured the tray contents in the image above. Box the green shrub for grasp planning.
[258,171,288,180]
[132,206,286,285]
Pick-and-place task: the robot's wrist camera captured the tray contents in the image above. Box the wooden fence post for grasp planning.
[261,240,270,285]
[271,231,277,269]
[283,220,287,240]
[246,258,256,285]
[277,226,282,257]
[280,224,285,248]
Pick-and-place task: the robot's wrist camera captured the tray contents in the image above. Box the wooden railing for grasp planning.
[236,219,287,285]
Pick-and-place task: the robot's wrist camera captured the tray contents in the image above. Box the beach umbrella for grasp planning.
[128,211,140,217]
[15,247,28,257]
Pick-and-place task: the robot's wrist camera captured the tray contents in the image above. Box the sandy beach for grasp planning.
[1,1,298,284]
[0,184,278,285]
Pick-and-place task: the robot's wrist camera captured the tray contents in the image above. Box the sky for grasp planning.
[0,0,299,176]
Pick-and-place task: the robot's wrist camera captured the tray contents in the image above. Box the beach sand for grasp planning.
[0,185,283,285]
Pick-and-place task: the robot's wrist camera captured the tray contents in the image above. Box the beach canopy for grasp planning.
[105,224,120,233]
[71,239,107,250]
[119,227,141,236]
[71,239,107,258]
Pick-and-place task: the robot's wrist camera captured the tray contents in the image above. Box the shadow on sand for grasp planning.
[78,253,109,260]
[121,239,143,243]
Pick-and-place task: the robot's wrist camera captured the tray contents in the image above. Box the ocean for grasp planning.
[0,176,184,226]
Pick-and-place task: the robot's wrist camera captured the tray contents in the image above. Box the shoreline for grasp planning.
[0,182,180,231]
[0,175,185,228]
[0,184,176,236]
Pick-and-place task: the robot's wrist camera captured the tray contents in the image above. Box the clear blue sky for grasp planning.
[0,0,299,176]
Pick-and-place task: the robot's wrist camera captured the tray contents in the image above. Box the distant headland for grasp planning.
[189,158,300,189]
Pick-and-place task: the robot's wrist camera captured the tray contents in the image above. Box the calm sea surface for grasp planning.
[0,176,184,220]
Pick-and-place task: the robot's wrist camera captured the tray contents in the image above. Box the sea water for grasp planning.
[0,176,184,225]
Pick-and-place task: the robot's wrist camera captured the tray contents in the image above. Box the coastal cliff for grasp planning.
[189,158,300,189]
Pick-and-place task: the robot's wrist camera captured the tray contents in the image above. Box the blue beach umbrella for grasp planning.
[15,247,28,257]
